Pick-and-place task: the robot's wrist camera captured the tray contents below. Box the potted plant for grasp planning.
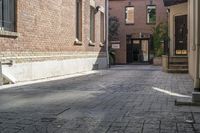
[152,22,169,65]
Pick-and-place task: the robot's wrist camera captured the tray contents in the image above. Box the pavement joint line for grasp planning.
[141,120,145,133]
[159,120,161,133]
[56,108,71,116]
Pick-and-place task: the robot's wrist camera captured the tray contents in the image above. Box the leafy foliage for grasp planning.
[152,22,169,57]
[108,16,120,65]
[109,16,120,41]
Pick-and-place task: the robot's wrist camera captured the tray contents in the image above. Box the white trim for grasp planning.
[90,0,96,8]
[99,6,105,13]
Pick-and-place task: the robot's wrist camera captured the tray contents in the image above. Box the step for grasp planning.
[169,62,188,65]
[169,56,188,63]
[169,64,188,69]
[167,69,188,73]
[169,60,188,63]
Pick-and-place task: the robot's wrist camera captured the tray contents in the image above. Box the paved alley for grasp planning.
[0,65,200,133]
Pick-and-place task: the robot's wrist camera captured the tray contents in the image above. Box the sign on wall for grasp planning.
[112,44,120,49]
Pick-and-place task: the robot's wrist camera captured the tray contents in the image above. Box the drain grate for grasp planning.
[41,117,57,123]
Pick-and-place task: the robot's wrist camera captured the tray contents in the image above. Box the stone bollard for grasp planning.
[162,55,168,72]
[0,62,3,86]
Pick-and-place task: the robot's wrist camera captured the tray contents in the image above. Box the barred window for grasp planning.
[0,0,15,32]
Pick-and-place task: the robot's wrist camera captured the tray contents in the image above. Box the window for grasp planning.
[100,12,104,44]
[0,0,15,32]
[125,6,134,24]
[147,5,156,24]
[90,6,95,43]
[76,0,82,41]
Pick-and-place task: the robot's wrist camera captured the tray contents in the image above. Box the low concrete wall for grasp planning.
[153,57,162,66]
[2,57,107,83]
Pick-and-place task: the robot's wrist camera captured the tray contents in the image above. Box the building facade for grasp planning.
[0,0,108,84]
[109,0,167,64]
[163,0,200,90]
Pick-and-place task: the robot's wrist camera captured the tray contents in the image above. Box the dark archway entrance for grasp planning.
[126,37,151,64]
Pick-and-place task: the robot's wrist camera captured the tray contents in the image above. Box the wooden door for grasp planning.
[175,15,187,55]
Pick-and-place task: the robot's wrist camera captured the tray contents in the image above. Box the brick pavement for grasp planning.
[0,65,199,133]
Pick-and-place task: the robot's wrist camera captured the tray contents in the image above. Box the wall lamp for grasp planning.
[166,8,170,13]
[95,6,101,14]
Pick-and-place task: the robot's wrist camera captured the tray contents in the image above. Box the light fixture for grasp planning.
[166,8,170,13]
[95,6,101,14]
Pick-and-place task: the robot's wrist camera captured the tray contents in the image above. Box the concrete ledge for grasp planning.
[175,100,200,106]
[0,30,19,38]
[192,92,200,103]
[162,55,168,72]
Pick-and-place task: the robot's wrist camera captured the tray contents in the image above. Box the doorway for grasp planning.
[175,15,188,55]
[127,39,150,63]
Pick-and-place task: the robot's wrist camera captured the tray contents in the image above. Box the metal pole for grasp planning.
[105,0,109,68]
[0,62,3,86]
[194,0,200,90]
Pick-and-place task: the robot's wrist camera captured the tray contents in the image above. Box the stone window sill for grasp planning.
[74,39,83,45]
[0,30,19,38]
[89,40,95,46]
[100,42,104,47]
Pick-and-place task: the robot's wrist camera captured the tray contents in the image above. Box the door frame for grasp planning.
[126,37,151,63]
[174,15,188,56]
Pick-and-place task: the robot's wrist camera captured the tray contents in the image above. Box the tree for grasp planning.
[109,16,120,41]
[108,16,120,65]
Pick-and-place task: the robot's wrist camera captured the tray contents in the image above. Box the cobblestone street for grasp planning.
[0,65,200,133]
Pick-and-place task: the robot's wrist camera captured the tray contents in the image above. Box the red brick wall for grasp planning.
[109,0,167,64]
[0,0,106,55]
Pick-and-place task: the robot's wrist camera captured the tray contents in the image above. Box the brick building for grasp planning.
[0,0,108,84]
[109,0,167,64]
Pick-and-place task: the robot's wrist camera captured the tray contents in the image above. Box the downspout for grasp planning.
[0,62,3,86]
[194,0,200,91]
[105,0,109,68]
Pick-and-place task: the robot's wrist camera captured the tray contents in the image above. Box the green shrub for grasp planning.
[152,22,169,57]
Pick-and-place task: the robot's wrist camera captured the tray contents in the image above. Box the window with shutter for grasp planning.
[0,0,15,32]
[76,0,82,41]
[90,6,95,43]
[100,12,104,44]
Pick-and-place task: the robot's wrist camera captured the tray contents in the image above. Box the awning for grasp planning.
[163,0,188,6]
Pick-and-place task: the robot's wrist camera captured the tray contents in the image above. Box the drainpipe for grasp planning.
[194,0,200,91]
[0,62,3,86]
[105,0,109,68]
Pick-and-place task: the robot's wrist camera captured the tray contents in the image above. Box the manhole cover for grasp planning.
[41,117,57,123]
